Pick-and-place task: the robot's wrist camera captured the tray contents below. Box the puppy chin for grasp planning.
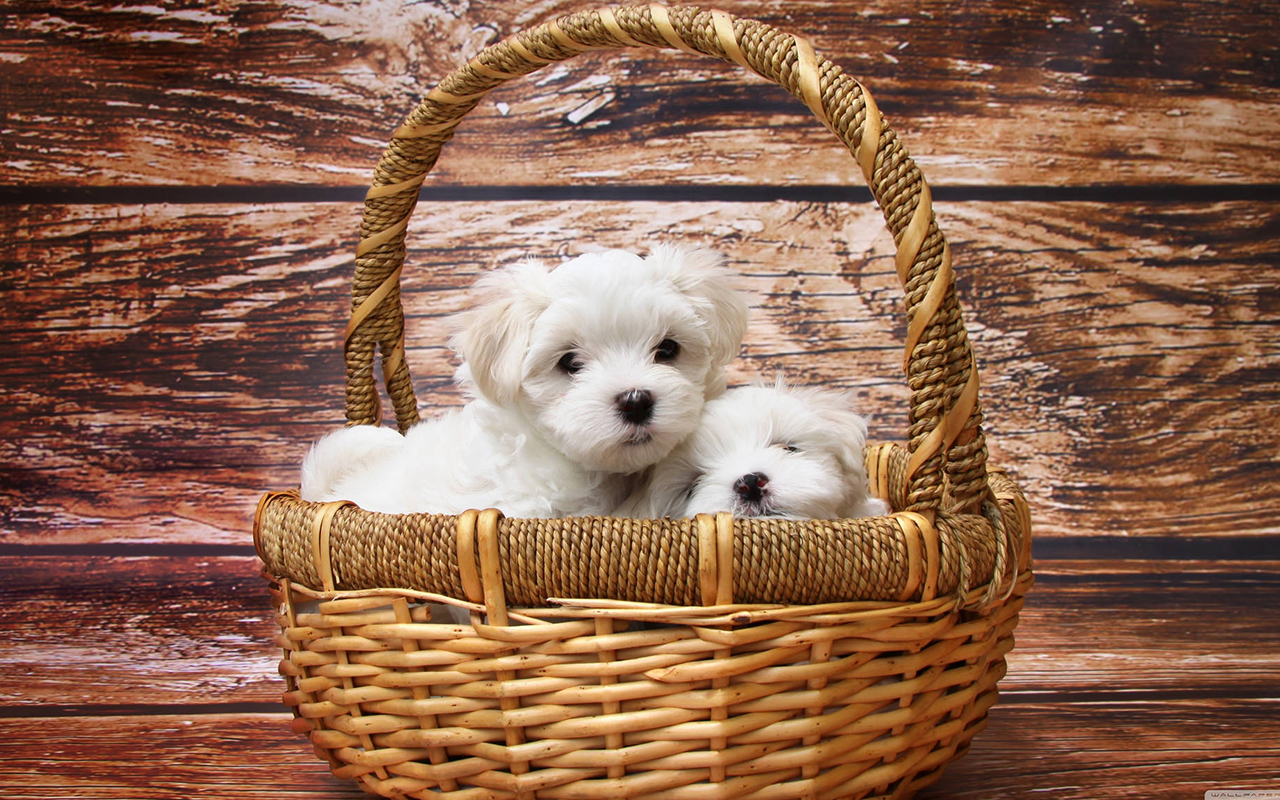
[579,434,676,474]
[549,413,695,474]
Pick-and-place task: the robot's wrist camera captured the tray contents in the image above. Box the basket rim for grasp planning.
[268,565,1036,628]
[254,443,1033,613]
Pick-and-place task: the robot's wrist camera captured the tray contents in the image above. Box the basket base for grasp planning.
[267,570,1031,800]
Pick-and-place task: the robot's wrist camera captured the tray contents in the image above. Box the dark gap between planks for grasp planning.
[3,184,1280,205]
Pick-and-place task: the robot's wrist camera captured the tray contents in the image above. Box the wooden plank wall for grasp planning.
[2,1,1278,797]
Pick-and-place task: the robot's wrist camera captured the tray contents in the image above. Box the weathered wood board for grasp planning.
[0,555,280,708]
[918,699,1280,799]
[3,200,1277,544]
[0,713,368,799]
[3,1,1277,187]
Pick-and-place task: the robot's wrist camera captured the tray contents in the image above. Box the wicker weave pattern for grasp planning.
[254,4,1035,798]
[268,571,1031,799]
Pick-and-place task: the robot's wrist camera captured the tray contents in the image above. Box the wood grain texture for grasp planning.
[1007,561,1280,698]
[917,699,1280,799]
[3,200,1277,544]
[2,0,1277,187]
[0,702,1276,799]
[0,555,279,708]
[2,3,1276,798]
[0,713,367,800]
[2,556,1276,709]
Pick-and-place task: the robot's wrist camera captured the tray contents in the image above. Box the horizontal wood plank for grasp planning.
[2,200,1277,545]
[0,701,1276,799]
[0,556,280,708]
[918,699,1280,799]
[2,1,1277,187]
[1008,561,1280,698]
[2,556,1277,708]
[0,713,365,799]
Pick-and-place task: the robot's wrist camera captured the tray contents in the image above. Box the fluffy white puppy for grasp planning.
[615,380,890,520]
[300,245,749,517]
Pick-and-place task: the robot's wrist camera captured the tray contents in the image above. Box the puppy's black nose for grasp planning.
[734,472,769,503]
[616,389,655,425]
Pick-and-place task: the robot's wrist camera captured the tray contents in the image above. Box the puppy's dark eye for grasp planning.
[557,351,584,375]
[783,443,801,453]
[654,338,680,363]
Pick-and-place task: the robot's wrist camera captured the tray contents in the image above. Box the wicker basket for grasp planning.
[253,4,1034,798]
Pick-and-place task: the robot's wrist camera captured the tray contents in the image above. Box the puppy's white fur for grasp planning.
[616,379,890,520]
[300,245,749,516]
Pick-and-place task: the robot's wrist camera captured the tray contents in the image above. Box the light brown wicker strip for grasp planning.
[265,566,1031,798]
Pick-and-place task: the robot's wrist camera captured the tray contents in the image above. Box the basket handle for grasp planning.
[345,3,990,514]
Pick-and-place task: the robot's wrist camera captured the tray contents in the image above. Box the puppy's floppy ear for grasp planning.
[647,244,750,369]
[449,259,552,405]
[795,386,872,477]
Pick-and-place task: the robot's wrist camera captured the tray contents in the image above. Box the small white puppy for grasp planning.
[300,245,749,517]
[616,380,890,520]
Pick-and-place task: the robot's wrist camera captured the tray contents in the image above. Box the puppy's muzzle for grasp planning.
[615,389,655,426]
[735,472,770,504]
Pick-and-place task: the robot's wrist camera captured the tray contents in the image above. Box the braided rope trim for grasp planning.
[255,439,1031,612]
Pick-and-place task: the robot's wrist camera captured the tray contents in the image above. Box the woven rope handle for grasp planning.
[346,3,990,514]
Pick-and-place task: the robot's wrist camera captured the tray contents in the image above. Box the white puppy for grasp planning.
[300,245,749,517]
[615,380,890,520]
